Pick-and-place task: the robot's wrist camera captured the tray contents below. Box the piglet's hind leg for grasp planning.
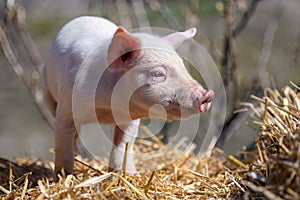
[54,118,78,181]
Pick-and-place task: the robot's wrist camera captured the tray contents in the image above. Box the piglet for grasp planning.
[43,16,214,179]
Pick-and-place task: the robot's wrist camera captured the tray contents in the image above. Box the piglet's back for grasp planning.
[52,16,118,53]
[45,16,118,101]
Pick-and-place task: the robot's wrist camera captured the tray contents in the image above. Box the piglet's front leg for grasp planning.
[108,119,140,173]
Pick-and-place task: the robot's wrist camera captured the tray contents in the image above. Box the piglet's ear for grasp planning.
[107,27,142,70]
[164,27,197,49]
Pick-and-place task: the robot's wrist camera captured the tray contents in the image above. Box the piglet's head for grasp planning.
[107,27,214,121]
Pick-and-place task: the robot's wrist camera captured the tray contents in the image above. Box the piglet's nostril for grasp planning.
[200,90,214,104]
[202,90,208,96]
[205,90,214,100]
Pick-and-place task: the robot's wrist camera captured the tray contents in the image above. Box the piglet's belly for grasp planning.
[95,108,116,124]
[72,108,116,125]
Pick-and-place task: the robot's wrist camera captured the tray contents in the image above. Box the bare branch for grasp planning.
[131,0,151,28]
[156,0,182,30]
[216,80,261,148]
[232,0,261,38]
[291,26,300,68]
[222,0,238,107]
[13,5,44,74]
[87,0,97,15]
[0,22,32,90]
[0,22,55,127]
[0,1,54,128]
[89,0,112,18]
[256,2,284,88]
[116,0,133,29]
[217,0,262,148]
[217,1,285,148]
[221,0,262,108]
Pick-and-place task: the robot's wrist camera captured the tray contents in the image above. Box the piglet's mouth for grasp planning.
[197,90,214,113]
[198,100,212,112]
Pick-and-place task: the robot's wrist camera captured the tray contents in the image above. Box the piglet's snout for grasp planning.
[193,87,214,113]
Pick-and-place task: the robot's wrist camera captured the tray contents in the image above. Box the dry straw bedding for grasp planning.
[0,85,299,199]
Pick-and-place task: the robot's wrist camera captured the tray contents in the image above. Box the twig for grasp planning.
[244,181,283,200]
[0,22,32,89]
[156,0,182,30]
[0,185,10,194]
[87,0,97,15]
[20,174,29,199]
[131,0,151,28]
[216,80,261,148]
[144,170,155,193]
[290,81,300,91]
[256,1,284,89]
[226,172,246,193]
[290,20,300,68]
[222,0,238,107]
[0,2,55,127]
[116,0,133,29]
[13,4,44,74]
[232,0,261,38]
[140,124,164,147]
[74,157,103,175]
[122,142,129,173]
[251,95,300,120]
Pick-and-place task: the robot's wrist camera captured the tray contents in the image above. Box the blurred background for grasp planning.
[0,0,299,161]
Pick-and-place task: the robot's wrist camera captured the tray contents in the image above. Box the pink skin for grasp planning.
[43,16,214,180]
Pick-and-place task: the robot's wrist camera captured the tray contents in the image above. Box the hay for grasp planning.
[0,85,299,199]
[245,85,300,199]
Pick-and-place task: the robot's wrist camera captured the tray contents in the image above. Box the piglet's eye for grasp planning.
[149,66,167,82]
[151,71,164,77]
